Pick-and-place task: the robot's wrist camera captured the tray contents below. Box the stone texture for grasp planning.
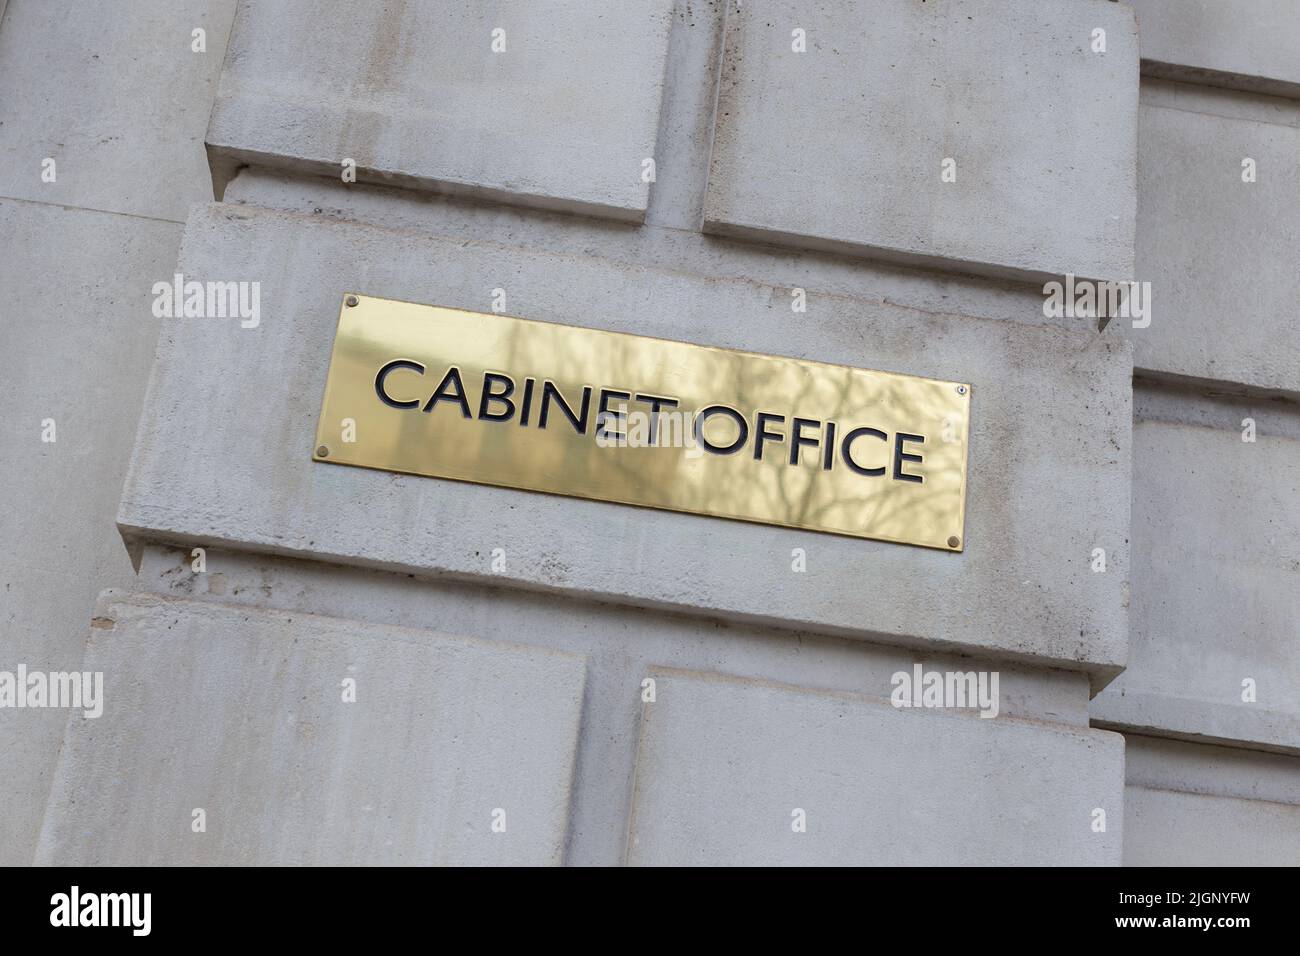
[0,199,181,865]
[1122,736,1300,865]
[1092,421,1300,751]
[131,541,1098,866]
[117,202,1132,685]
[6,0,1294,870]
[0,0,236,221]
[1124,786,1300,865]
[1129,0,1300,96]
[1126,734,1300,807]
[703,0,1138,282]
[205,0,674,221]
[35,591,586,865]
[0,0,238,866]
[227,164,1107,339]
[626,668,1124,865]
[1124,95,1300,395]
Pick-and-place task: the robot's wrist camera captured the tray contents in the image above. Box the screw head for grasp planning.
[316,445,329,458]
[947,536,961,549]
[956,385,967,395]
[345,295,359,307]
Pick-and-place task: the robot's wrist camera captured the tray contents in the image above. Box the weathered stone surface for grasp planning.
[1092,421,1300,751]
[129,542,1098,867]
[1121,735,1300,866]
[703,0,1138,282]
[35,592,586,865]
[1125,786,1300,865]
[206,0,674,221]
[1126,734,1300,805]
[118,203,1132,684]
[626,668,1124,865]
[5,0,1296,870]
[1124,94,1300,395]
[0,199,181,865]
[1129,0,1300,96]
[0,0,236,221]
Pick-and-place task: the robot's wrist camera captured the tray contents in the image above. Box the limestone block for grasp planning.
[118,203,1132,684]
[0,0,236,221]
[1124,98,1300,394]
[35,592,587,865]
[0,199,180,865]
[1125,786,1300,865]
[1129,0,1300,96]
[206,0,674,221]
[1092,422,1300,751]
[626,668,1124,865]
[703,0,1138,282]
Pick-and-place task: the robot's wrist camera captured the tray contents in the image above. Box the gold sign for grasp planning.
[313,295,971,550]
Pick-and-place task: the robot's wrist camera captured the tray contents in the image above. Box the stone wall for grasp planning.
[3,0,1296,865]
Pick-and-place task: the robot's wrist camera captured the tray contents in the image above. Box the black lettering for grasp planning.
[597,388,631,443]
[539,381,592,435]
[374,359,425,409]
[894,432,925,483]
[519,377,535,426]
[694,405,748,455]
[422,365,472,418]
[789,417,821,466]
[842,426,887,476]
[636,393,679,445]
[753,412,786,462]
[478,372,516,422]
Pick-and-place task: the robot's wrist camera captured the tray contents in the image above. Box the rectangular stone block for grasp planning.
[703,0,1138,282]
[118,203,1132,685]
[1129,0,1300,96]
[35,592,586,865]
[1125,733,1300,803]
[626,668,1124,865]
[1123,97,1300,395]
[1124,786,1300,865]
[206,0,673,221]
[0,0,235,221]
[0,199,181,866]
[1091,421,1300,751]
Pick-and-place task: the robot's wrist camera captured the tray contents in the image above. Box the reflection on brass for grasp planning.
[313,294,971,550]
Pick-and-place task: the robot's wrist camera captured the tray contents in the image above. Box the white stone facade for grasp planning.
[1,0,1296,866]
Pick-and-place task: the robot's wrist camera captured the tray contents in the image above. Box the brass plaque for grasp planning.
[313,295,971,550]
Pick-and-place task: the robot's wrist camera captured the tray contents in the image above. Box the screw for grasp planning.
[956,385,967,395]
[947,536,960,549]
[316,445,329,458]
[345,295,359,307]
